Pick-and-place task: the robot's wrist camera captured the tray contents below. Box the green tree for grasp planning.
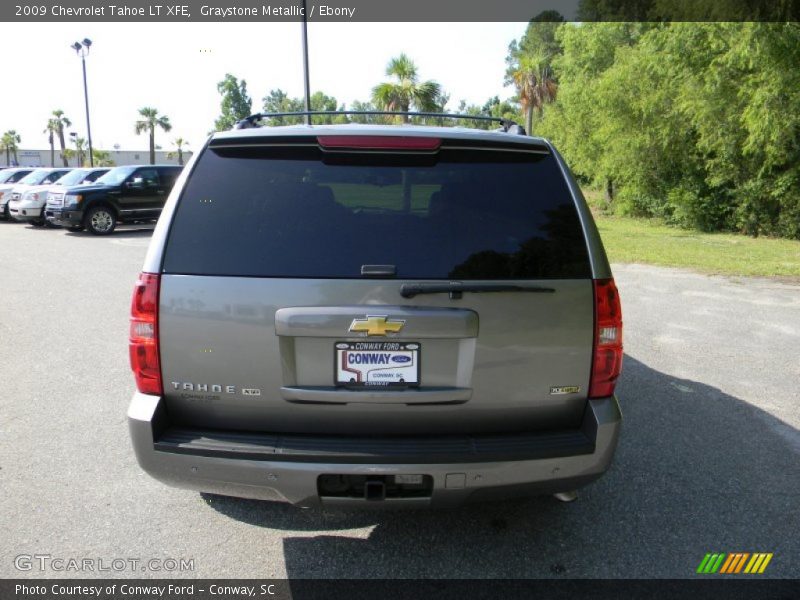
[505,15,564,134]
[309,91,349,124]
[483,96,521,121]
[170,137,189,165]
[371,54,443,122]
[454,97,521,130]
[50,110,72,167]
[1,130,21,165]
[537,22,800,238]
[260,89,348,125]
[515,11,564,57]
[214,74,252,131]
[577,0,655,21]
[670,23,800,236]
[261,89,305,125]
[347,100,393,124]
[536,22,645,203]
[72,136,87,166]
[507,53,558,134]
[44,118,59,167]
[135,107,172,165]
[91,149,114,167]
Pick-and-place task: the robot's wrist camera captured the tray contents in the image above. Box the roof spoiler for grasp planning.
[233,111,527,136]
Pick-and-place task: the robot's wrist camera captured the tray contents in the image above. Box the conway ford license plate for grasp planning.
[335,341,420,387]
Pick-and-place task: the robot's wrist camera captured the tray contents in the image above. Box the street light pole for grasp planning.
[72,39,94,167]
[300,0,311,125]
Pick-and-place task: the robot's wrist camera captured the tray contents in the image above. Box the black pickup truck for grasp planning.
[47,164,183,234]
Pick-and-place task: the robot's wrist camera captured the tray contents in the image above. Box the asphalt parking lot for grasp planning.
[1,220,798,579]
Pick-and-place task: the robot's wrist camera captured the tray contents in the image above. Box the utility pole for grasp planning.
[301,0,311,125]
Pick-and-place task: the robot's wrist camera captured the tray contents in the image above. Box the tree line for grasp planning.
[510,20,800,240]
[215,53,462,128]
[2,107,189,168]
[7,22,794,240]
[216,53,519,131]
[217,26,800,241]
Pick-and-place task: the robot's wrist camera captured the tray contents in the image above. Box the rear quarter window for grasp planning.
[162,139,591,280]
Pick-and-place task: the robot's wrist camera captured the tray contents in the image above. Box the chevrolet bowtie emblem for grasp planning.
[348,316,405,336]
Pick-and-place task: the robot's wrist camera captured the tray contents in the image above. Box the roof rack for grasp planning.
[233,111,527,135]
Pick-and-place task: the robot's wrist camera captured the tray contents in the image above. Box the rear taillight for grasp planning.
[129,272,162,395]
[589,278,623,398]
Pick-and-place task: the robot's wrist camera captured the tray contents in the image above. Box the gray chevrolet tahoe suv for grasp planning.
[128,116,623,508]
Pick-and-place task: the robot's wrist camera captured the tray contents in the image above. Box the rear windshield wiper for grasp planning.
[400,282,556,299]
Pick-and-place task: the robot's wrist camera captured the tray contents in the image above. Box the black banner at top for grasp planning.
[2,0,799,22]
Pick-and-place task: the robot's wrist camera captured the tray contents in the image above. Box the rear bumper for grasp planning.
[128,392,621,508]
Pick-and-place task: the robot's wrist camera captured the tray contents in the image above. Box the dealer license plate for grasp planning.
[335,341,420,388]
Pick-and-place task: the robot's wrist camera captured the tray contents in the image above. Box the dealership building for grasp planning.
[7,148,191,167]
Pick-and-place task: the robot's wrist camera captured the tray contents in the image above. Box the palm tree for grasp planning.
[44,118,59,167]
[171,138,189,165]
[72,136,87,166]
[371,54,442,123]
[91,149,114,167]
[51,110,72,167]
[1,130,21,166]
[135,107,172,165]
[509,52,557,135]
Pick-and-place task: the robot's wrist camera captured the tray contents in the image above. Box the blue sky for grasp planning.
[2,22,527,153]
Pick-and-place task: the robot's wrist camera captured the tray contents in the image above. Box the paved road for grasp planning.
[1,221,798,579]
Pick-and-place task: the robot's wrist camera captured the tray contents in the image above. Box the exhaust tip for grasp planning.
[553,491,578,503]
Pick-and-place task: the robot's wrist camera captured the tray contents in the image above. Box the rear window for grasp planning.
[162,141,591,279]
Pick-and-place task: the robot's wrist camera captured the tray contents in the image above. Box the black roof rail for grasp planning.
[233,111,527,135]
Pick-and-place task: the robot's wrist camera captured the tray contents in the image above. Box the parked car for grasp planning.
[10,167,109,227]
[6,168,71,223]
[127,117,623,508]
[40,167,110,227]
[0,167,36,219]
[49,164,183,234]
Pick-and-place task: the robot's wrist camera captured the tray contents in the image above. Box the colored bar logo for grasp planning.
[697,553,773,574]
